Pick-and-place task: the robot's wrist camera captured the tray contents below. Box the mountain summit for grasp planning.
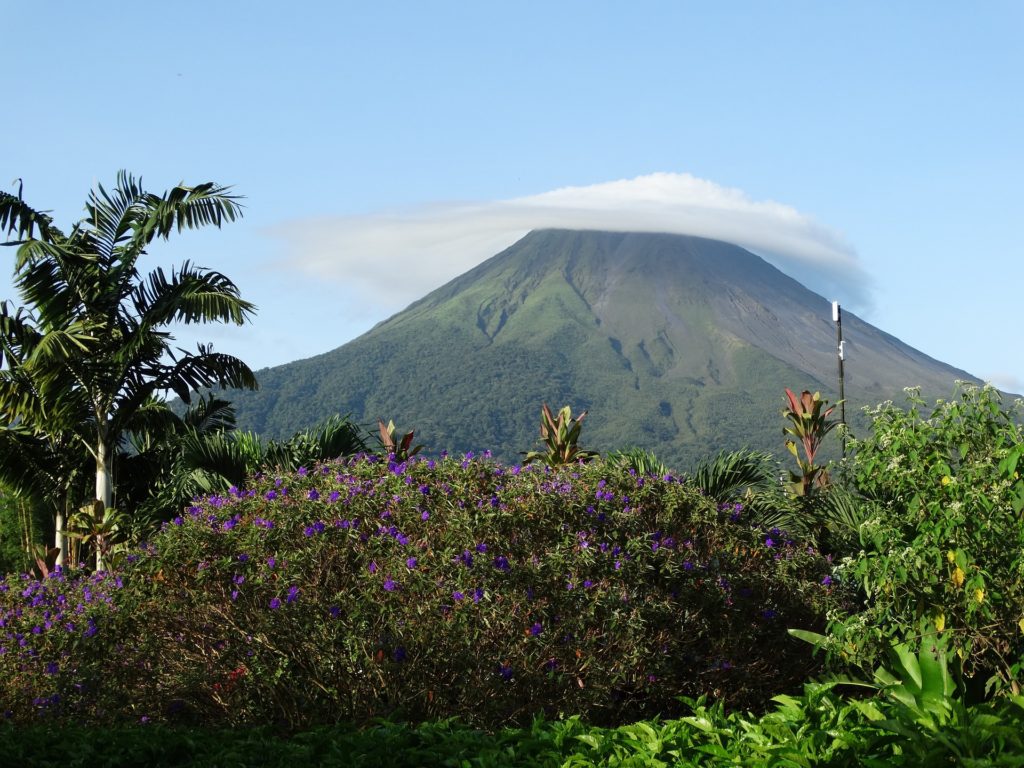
[228,230,976,468]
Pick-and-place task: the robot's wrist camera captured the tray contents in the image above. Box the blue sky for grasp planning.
[5,2,1023,393]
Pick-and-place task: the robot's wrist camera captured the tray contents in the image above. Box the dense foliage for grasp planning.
[4,683,1024,767]
[824,384,1024,696]
[0,455,846,729]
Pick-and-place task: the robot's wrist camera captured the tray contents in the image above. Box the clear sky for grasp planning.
[5,2,1023,394]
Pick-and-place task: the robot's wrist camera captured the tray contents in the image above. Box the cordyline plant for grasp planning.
[522,404,599,467]
[377,419,422,462]
[783,389,838,497]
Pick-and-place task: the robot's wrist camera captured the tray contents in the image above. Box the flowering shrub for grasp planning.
[0,454,847,728]
[828,384,1024,694]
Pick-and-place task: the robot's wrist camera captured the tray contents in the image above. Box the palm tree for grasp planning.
[0,172,258,568]
[0,302,94,565]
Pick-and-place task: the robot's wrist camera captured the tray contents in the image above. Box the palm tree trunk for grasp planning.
[54,507,66,568]
[94,435,111,572]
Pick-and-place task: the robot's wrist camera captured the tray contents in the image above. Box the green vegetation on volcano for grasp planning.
[224,229,976,468]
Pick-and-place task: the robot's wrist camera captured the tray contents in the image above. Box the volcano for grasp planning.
[225,230,977,468]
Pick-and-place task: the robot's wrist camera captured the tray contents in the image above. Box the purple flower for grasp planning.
[493,556,511,572]
[452,590,465,601]
[172,516,184,526]
[473,587,484,603]
[329,606,341,618]
[307,489,320,501]
[383,577,397,592]
[267,557,276,569]
[269,597,281,610]
[765,537,775,548]
[421,511,430,521]
[45,661,59,675]
[286,586,299,604]
[264,490,278,501]
[822,575,833,586]
[368,561,378,574]
[529,622,543,636]
[406,557,418,570]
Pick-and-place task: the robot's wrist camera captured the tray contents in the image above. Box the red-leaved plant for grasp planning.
[783,389,838,497]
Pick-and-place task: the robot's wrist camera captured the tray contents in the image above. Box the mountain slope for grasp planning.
[226,230,977,469]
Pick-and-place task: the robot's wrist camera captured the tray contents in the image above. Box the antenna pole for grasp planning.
[832,301,847,456]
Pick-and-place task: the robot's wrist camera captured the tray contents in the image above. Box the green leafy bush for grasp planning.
[827,383,1024,694]
[0,454,846,728]
[4,684,1024,766]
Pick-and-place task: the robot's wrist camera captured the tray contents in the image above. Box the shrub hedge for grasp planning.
[0,455,849,728]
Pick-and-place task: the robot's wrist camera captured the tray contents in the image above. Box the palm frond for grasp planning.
[179,429,263,487]
[285,414,367,467]
[85,173,146,266]
[689,448,777,503]
[0,302,40,369]
[14,240,99,330]
[0,190,56,242]
[132,262,255,327]
[606,447,669,477]
[182,393,236,434]
[25,322,96,365]
[110,345,256,430]
[159,344,258,404]
[122,396,181,445]
[135,179,243,248]
[0,428,62,500]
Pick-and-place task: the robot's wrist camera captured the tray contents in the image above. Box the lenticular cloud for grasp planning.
[270,172,871,311]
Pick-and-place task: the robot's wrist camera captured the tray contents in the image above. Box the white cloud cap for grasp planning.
[268,172,871,313]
